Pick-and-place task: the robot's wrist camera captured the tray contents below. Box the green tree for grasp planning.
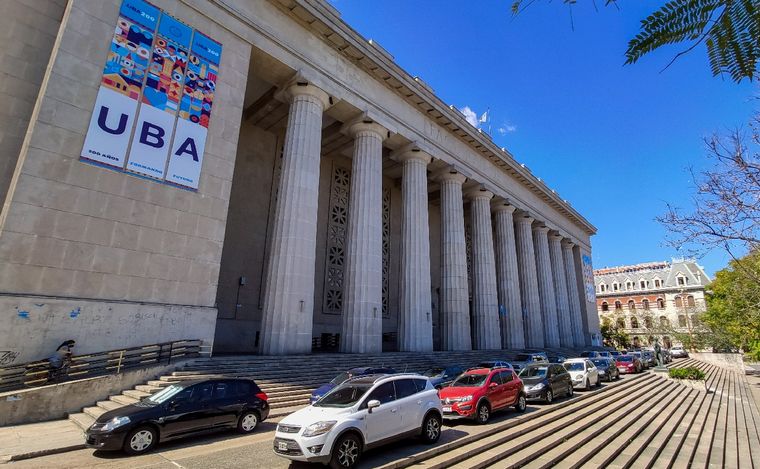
[511,0,760,83]
[601,316,631,348]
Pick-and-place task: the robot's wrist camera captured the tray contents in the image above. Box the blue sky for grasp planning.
[329,0,756,277]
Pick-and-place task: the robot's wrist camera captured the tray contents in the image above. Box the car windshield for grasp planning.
[617,356,633,362]
[519,366,548,378]
[579,352,592,357]
[314,384,371,407]
[515,354,532,361]
[592,359,607,367]
[422,368,445,377]
[146,384,185,404]
[329,372,351,386]
[452,373,488,387]
[564,362,585,372]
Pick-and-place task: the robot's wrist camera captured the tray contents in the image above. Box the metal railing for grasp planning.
[0,339,206,393]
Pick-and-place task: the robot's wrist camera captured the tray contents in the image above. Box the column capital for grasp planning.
[465,187,494,201]
[433,167,467,184]
[515,212,535,225]
[532,224,550,234]
[342,115,390,140]
[391,144,433,165]
[561,238,576,249]
[490,197,516,214]
[284,81,331,110]
[549,231,565,242]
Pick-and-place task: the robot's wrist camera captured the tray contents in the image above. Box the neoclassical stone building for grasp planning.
[0,0,598,363]
[594,260,710,348]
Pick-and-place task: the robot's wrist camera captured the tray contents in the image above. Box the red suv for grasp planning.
[438,367,526,424]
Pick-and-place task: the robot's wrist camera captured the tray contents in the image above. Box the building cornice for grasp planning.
[266,0,596,236]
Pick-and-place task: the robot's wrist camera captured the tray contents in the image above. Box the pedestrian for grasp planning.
[48,339,76,382]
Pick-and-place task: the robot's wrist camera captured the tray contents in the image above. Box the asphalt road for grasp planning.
[7,379,626,469]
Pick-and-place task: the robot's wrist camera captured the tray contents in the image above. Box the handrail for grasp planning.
[0,339,205,393]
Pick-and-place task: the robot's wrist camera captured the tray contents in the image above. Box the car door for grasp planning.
[585,360,598,384]
[486,372,506,409]
[500,370,519,405]
[207,381,242,427]
[393,378,422,432]
[161,382,215,438]
[362,381,401,444]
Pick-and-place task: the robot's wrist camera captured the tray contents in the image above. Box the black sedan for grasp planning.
[85,378,269,454]
[422,365,466,388]
[591,358,620,382]
[518,363,573,403]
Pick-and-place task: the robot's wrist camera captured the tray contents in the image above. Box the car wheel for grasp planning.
[476,403,490,424]
[514,394,527,413]
[420,413,442,444]
[584,379,590,391]
[330,433,362,469]
[123,426,158,455]
[237,410,259,433]
[545,389,553,404]
[567,385,574,397]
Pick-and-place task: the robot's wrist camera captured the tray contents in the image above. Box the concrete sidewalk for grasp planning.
[0,419,84,463]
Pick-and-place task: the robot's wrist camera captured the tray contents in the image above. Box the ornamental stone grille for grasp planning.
[323,164,351,314]
[382,187,391,318]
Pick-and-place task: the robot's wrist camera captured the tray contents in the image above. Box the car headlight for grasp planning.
[459,395,473,402]
[302,421,337,437]
[101,416,131,432]
[528,383,545,391]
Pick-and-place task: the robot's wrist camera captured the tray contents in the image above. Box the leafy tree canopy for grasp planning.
[511,0,760,83]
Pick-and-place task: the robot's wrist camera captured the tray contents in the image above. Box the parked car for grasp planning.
[310,367,396,404]
[85,378,269,455]
[438,367,526,424]
[628,352,648,369]
[615,355,642,374]
[274,374,442,468]
[591,358,620,382]
[547,354,568,364]
[472,360,512,370]
[511,352,549,371]
[563,359,600,390]
[422,365,466,389]
[670,346,689,358]
[596,351,612,358]
[609,351,622,358]
[518,363,573,403]
[662,349,672,363]
[578,351,602,359]
[641,350,656,367]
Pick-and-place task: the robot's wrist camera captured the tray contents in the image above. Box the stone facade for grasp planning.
[594,259,710,347]
[0,0,598,363]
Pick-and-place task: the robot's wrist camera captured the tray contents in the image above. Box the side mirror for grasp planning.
[167,400,179,411]
[367,399,381,413]
[489,382,498,389]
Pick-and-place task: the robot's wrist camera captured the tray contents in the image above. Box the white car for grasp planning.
[670,346,689,358]
[563,358,600,390]
[273,374,443,468]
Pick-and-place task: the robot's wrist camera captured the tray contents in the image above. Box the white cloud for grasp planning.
[497,124,517,135]
[459,106,479,127]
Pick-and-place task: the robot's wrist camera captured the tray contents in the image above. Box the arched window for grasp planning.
[628,300,636,310]
[631,317,639,328]
[678,315,687,327]
[614,301,622,311]
[642,299,650,310]
[687,296,695,307]
[657,298,665,309]
[617,318,626,329]
[675,296,683,308]
[645,317,653,328]
[660,316,669,327]
[601,302,609,312]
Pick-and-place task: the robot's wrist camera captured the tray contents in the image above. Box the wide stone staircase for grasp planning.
[67,348,577,431]
[376,358,760,469]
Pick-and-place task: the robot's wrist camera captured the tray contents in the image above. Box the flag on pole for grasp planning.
[479,109,489,123]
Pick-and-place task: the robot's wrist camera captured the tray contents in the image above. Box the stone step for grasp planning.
[96,400,124,412]
[389,372,656,469]
[68,412,95,431]
[82,406,107,420]
[122,389,150,400]
[134,384,162,393]
[109,394,139,406]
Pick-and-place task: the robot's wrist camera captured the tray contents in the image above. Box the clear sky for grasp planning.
[328,0,756,277]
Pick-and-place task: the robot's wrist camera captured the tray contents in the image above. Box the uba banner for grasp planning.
[80,0,223,191]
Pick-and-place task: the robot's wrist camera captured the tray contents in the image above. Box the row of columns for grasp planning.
[259,82,588,355]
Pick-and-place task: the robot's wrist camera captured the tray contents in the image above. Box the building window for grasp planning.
[601,302,609,312]
[677,275,687,286]
[654,279,661,288]
[614,300,622,311]
[642,299,650,310]
[675,296,683,308]
[645,317,653,328]
[678,315,687,327]
[626,281,633,290]
[657,298,665,309]
[631,317,639,328]
[640,280,646,289]
[628,300,636,310]
[613,283,619,292]
[687,296,695,307]
[660,316,669,327]
[617,318,626,329]
[599,283,606,293]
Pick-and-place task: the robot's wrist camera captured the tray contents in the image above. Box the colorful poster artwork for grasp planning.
[142,14,192,113]
[582,254,596,303]
[179,32,222,128]
[101,15,156,100]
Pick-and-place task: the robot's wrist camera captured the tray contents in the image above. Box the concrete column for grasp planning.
[466,188,501,350]
[562,239,585,347]
[397,149,433,352]
[260,83,330,355]
[533,225,560,348]
[436,170,472,351]
[549,233,574,348]
[491,200,525,349]
[514,213,544,348]
[340,118,388,354]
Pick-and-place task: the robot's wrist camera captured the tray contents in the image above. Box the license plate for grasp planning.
[442,406,452,412]
[618,367,626,371]
[278,442,288,451]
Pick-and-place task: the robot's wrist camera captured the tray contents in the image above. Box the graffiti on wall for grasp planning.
[0,351,20,366]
